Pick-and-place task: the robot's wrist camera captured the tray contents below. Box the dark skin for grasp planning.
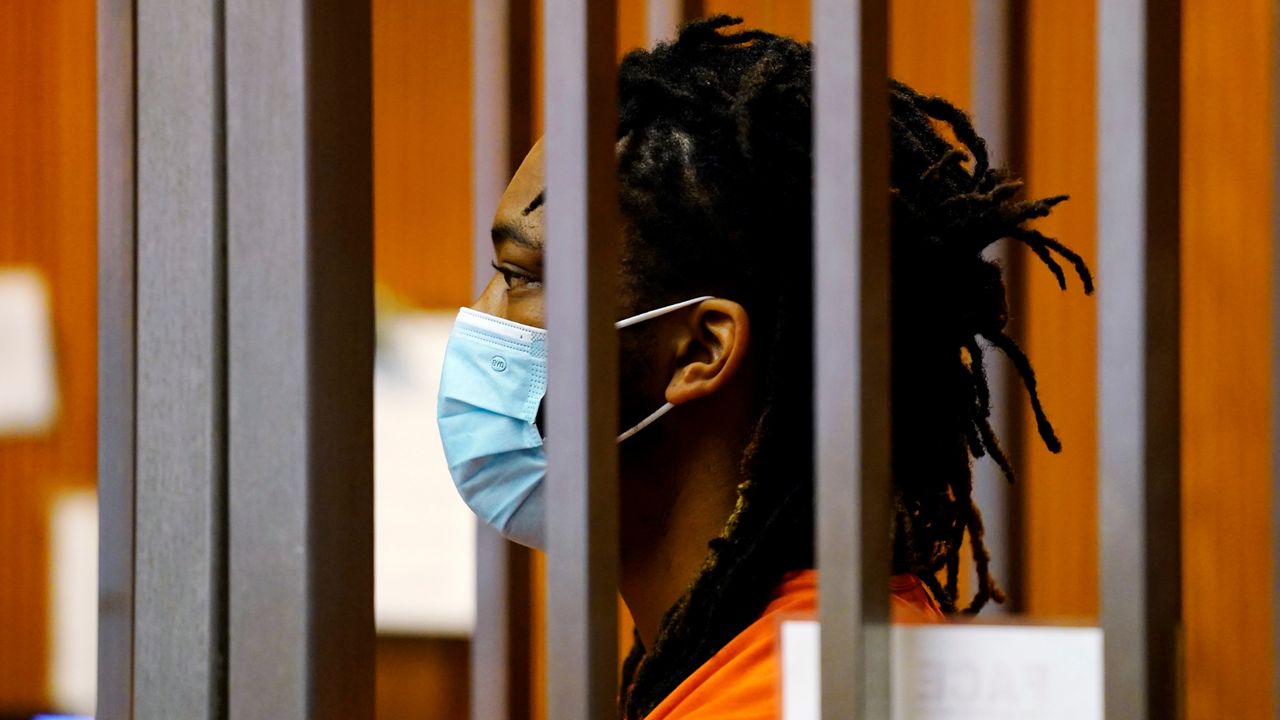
[473,138,766,648]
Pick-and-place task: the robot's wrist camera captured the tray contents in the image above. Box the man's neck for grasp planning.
[618,450,740,650]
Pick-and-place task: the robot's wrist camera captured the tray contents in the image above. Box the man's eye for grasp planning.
[491,261,540,290]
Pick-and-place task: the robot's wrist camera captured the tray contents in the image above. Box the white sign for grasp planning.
[0,267,59,436]
[782,621,1103,719]
[49,489,98,716]
[374,310,476,635]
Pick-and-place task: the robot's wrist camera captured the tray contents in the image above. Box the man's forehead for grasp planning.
[492,140,546,248]
[505,139,545,209]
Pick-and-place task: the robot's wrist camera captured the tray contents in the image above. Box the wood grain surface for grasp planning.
[1018,0,1100,619]
[1181,0,1275,715]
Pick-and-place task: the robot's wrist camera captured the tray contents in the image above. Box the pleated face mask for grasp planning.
[436,297,711,549]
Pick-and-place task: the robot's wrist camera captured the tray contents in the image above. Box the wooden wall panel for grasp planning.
[0,1,97,710]
[702,0,810,40]
[1018,0,1099,619]
[375,636,469,720]
[619,0,650,53]
[1181,0,1275,716]
[373,0,474,309]
[890,0,971,101]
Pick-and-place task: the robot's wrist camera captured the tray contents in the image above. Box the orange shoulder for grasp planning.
[642,571,815,720]
[641,570,945,720]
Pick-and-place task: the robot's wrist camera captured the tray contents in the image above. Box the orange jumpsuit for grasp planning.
[641,570,945,719]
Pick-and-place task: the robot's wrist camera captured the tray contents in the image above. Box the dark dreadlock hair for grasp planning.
[613,16,1093,719]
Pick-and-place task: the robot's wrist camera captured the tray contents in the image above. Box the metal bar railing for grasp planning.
[812,1,892,718]
[543,1,621,718]
[471,529,531,720]
[133,0,228,714]
[96,0,137,715]
[225,1,375,716]
[645,0,682,48]
[970,0,1016,608]
[471,1,534,719]
[1097,0,1183,717]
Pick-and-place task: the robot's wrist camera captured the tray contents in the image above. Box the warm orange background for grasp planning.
[0,1,1273,717]
[1181,0,1275,715]
[1019,0,1100,619]
[0,0,98,710]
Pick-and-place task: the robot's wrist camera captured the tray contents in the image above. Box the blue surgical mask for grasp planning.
[436,296,712,549]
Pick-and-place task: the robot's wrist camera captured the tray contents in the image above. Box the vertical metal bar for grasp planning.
[1097,0,1182,717]
[473,0,513,298]
[471,1,534,719]
[471,0,533,300]
[543,0,620,719]
[647,0,701,46]
[972,0,1011,167]
[646,0,681,47]
[225,1,374,717]
[133,0,227,715]
[471,531,532,720]
[970,0,1015,610]
[96,0,137,715]
[813,1,891,719]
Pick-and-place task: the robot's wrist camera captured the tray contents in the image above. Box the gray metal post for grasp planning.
[225,1,375,717]
[471,502,532,720]
[646,0,700,47]
[133,0,228,716]
[1097,0,1183,718]
[543,1,621,719]
[96,0,137,715]
[812,1,892,718]
[646,0,681,47]
[970,0,1016,609]
[471,1,534,719]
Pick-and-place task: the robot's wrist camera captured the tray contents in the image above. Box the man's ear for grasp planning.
[665,299,750,406]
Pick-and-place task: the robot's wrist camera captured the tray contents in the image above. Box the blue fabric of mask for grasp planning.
[437,307,548,549]
[437,297,711,550]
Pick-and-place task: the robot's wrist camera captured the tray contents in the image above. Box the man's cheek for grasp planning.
[617,334,663,429]
[507,292,545,329]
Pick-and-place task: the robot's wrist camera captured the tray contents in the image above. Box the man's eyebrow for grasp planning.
[490,220,541,249]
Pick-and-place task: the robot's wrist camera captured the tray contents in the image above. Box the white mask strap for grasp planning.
[613,295,714,442]
[615,295,715,330]
[617,401,675,443]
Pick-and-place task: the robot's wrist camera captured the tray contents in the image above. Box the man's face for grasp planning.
[472,139,548,326]
[471,139,665,432]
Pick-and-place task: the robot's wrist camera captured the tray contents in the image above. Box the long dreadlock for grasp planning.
[613,16,1092,718]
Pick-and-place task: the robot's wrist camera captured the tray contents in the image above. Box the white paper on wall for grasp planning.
[0,267,59,436]
[781,620,1104,720]
[374,310,476,635]
[49,488,98,716]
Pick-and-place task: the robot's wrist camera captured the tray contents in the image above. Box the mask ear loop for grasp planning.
[617,402,675,443]
[614,295,714,329]
[613,295,715,442]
